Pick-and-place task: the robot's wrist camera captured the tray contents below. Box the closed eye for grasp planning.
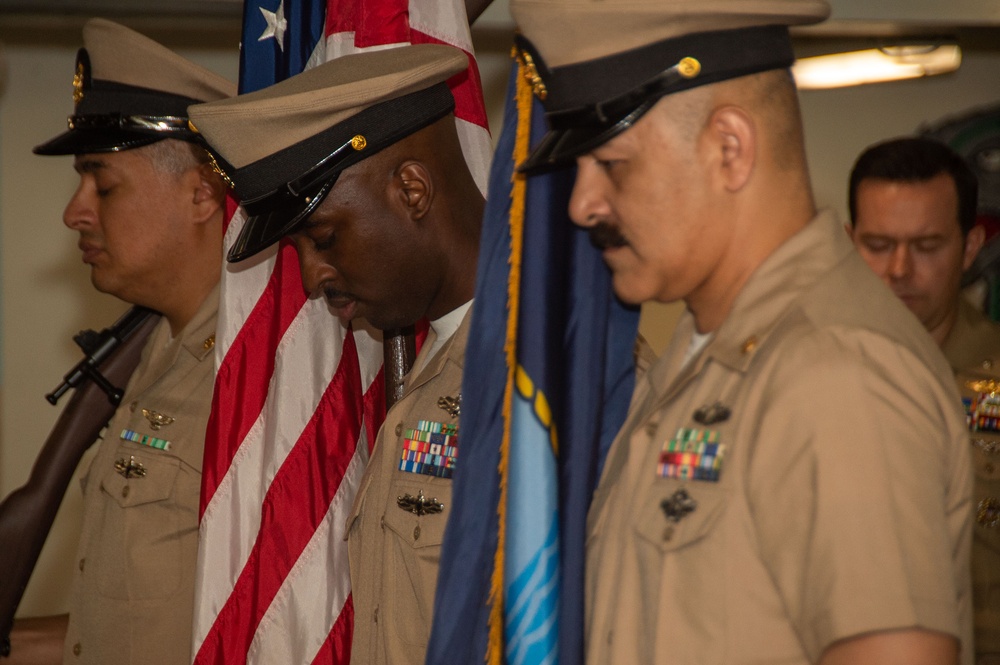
[313,233,335,252]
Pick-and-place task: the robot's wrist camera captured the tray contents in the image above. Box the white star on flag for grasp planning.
[258,2,287,51]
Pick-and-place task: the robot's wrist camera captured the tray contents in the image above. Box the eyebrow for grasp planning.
[858,232,947,242]
[73,157,108,175]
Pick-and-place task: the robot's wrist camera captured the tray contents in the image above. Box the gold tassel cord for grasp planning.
[485,55,534,665]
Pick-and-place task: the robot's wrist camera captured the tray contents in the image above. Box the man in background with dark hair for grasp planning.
[849,137,985,345]
[850,136,1000,665]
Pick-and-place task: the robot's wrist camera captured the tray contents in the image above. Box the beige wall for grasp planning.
[0,14,998,618]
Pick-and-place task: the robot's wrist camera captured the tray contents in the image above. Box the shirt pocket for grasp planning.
[381,476,451,648]
[633,479,728,663]
[972,437,1000,553]
[96,450,183,600]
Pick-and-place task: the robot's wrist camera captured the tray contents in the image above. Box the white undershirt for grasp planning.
[411,300,473,376]
[682,329,713,369]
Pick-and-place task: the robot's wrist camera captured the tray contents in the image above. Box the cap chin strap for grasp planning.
[68,113,190,132]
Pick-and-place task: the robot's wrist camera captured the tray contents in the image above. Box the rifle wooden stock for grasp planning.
[0,310,159,650]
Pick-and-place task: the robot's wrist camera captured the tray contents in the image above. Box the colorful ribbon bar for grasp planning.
[120,428,172,451]
[657,427,724,481]
[965,393,1000,433]
[399,420,458,478]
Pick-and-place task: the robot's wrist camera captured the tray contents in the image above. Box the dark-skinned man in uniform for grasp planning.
[187,44,483,665]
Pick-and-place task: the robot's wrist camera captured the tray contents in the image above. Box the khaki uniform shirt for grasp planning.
[586,211,974,665]
[347,309,470,665]
[943,298,1000,660]
[64,287,218,665]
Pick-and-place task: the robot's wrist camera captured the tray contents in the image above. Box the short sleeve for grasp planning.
[745,329,972,661]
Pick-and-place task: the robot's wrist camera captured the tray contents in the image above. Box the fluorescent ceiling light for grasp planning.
[793,45,962,90]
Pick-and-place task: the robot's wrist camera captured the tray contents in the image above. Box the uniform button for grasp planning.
[395,423,403,436]
[741,336,758,354]
[129,401,138,413]
[413,525,421,541]
[987,463,996,474]
[121,485,130,498]
[73,643,82,656]
[78,558,85,572]
[662,526,675,542]
[983,359,994,371]
[644,422,658,436]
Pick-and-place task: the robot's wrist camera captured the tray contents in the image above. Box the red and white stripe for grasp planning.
[192,0,490,662]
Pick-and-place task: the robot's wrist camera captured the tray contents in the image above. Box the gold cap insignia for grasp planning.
[396,490,444,516]
[142,409,175,431]
[72,61,85,106]
[678,57,701,79]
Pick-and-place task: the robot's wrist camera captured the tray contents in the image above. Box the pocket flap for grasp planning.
[383,478,450,549]
[100,452,179,508]
[633,481,727,552]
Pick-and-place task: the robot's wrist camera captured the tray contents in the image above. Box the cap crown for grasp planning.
[512,0,829,68]
[188,43,468,262]
[33,18,235,156]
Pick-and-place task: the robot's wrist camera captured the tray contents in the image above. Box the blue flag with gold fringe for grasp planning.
[426,54,639,665]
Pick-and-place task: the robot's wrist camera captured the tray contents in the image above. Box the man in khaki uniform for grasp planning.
[510,0,974,663]
[10,19,232,665]
[188,44,484,665]
[849,136,1000,664]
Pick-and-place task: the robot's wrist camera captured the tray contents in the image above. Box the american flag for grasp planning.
[191,1,490,663]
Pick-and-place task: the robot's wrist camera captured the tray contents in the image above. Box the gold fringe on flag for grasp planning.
[485,51,535,665]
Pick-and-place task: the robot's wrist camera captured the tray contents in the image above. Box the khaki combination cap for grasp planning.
[33,18,235,156]
[511,0,830,172]
[189,44,467,263]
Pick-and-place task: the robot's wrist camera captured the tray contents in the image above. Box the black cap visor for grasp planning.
[33,114,199,155]
[33,128,163,156]
[229,178,336,264]
[517,25,795,174]
[34,63,208,156]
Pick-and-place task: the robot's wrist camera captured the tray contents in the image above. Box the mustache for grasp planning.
[588,222,628,251]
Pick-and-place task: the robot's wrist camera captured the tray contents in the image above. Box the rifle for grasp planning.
[0,307,159,657]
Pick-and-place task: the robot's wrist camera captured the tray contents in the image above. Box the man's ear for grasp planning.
[706,105,755,193]
[192,162,227,224]
[395,161,433,220]
[963,223,986,272]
